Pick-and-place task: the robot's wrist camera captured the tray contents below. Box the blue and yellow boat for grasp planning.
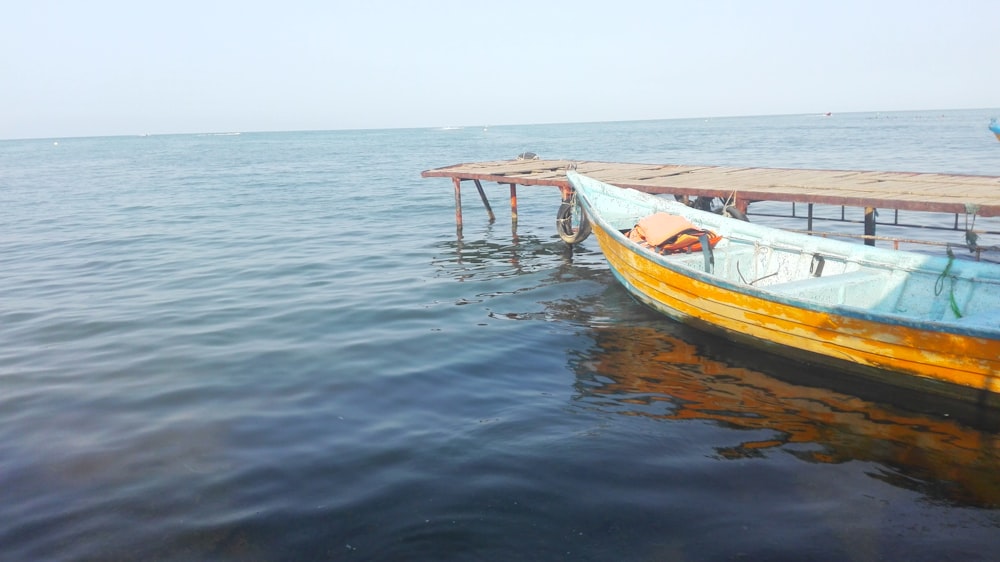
[567,171,1000,405]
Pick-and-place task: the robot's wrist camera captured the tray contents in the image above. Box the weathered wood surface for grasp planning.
[422,159,1000,217]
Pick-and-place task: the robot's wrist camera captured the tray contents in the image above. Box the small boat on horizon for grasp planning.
[567,171,1000,406]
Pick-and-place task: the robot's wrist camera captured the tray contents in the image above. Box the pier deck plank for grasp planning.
[422,159,1000,217]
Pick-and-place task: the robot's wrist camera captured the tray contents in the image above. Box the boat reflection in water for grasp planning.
[571,320,1000,508]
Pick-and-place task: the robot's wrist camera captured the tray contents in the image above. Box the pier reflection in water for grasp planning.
[571,320,1000,508]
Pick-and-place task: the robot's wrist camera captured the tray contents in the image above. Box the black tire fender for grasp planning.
[556,199,592,244]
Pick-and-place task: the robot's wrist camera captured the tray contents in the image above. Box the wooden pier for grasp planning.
[422,159,1000,250]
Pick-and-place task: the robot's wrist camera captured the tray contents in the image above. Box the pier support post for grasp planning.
[453,177,463,229]
[864,207,877,246]
[473,179,495,223]
[509,183,518,225]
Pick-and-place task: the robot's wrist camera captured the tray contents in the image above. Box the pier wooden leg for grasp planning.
[453,177,463,229]
[509,183,518,226]
[864,207,876,246]
[473,179,496,223]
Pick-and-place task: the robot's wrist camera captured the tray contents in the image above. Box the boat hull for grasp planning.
[571,172,1000,405]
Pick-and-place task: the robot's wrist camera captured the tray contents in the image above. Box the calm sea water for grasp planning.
[3,110,1000,561]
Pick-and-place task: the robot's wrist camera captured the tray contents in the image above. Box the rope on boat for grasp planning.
[934,247,963,318]
[736,261,778,286]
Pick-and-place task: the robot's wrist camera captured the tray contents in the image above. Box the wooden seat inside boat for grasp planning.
[765,269,891,306]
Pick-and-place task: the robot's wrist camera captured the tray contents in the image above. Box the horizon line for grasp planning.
[4,106,999,142]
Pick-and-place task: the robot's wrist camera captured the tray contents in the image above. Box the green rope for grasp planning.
[948,279,963,319]
[935,248,962,318]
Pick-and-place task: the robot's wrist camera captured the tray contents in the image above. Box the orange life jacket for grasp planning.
[627,212,721,254]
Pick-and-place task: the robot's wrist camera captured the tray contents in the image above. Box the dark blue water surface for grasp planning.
[3,111,1000,561]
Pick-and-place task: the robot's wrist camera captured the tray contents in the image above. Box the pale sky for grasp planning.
[2,0,997,139]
